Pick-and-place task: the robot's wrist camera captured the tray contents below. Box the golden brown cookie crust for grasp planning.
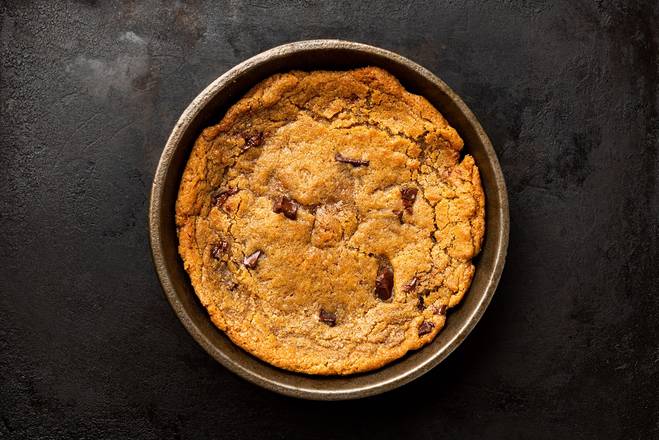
[175,67,485,375]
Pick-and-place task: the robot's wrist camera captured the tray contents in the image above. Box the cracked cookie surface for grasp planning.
[176,67,485,375]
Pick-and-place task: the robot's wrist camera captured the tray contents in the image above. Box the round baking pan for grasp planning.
[149,39,509,400]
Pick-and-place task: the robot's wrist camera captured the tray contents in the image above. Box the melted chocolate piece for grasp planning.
[400,187,418,213]
[434,304,448,315]
[243,250,262,269]
[319,309,337,327]
[272,195,299,220]
[242,131,264,150]
[335,153,369,167]
[393,209,404,224]
[403,277,418,292]
[418,321,435,336]
[210,241,229,259]
[417,294,425,311]
[374,258,394,301]
[212,188,239,207]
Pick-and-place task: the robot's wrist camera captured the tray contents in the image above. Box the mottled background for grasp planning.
[1,1,657,438]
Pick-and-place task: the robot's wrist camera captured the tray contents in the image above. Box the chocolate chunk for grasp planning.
[403,277,418,292]
[418,321,435,336]
[434,304,448,315]
[374,258,394,301]
[210,241,229,259]
[272,195,299,220]
[335,153,369,167]
[212,188,239,207]
[400,187,418,213]
[242,131,264,151]
[243,250,262,269]
[393,209,404,224]
[319,309,337,327]
[417,294,425,311]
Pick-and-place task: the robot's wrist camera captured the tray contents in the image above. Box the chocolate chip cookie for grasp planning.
[176,67,485,375]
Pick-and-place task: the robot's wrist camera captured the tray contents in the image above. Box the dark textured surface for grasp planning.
[1,0,657,438]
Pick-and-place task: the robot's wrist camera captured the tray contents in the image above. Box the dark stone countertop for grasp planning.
[1,1,657,438]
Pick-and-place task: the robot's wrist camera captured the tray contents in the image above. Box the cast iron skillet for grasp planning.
[149,40,509,400]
